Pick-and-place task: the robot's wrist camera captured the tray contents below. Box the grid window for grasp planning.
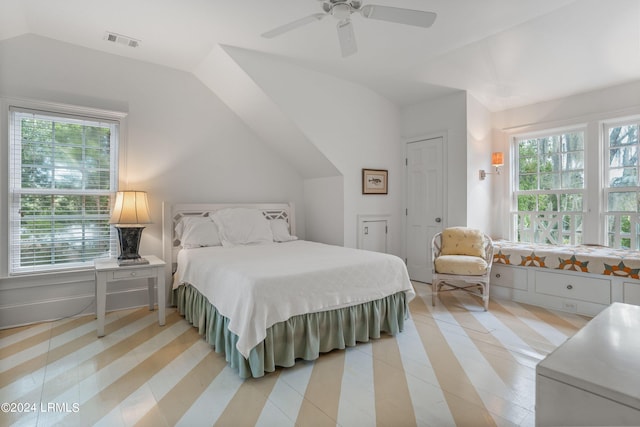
[513,130,585,245]
[9,107,119,274]
[604,121,640,249]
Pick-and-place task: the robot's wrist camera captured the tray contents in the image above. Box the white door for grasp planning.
[362,220,387,253]
[406,137,444,283]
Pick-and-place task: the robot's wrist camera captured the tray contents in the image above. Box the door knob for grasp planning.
[435,217,441,223]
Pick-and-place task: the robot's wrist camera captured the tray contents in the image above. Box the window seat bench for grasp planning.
[489,241,640,316]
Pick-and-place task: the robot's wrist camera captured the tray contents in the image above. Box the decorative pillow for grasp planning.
[435,255,488,276]
[175,216,221,249]
[212,208,274,247]
[270,219,297,242]
[440,227,485,258]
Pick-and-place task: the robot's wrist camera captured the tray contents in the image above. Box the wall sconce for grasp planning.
[109,191,152,265]
[479,151,504,180]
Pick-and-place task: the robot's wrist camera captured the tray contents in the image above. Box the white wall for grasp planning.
[193,45,339,180]
[222,48,404,254]
[466,95,494,233]
[400,91,469,228]
[0,35,305,327]
[493,81,640,130]
[304,176,344,246]
[490,127,509,239]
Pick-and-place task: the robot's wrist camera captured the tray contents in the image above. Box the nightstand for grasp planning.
[94,255,166,337]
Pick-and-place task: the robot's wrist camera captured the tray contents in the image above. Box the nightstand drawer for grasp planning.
[111,268,156,280]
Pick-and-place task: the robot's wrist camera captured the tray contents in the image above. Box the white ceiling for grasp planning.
[1,0,639,111]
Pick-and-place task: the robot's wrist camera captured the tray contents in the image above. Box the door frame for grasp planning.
[402,132,448,270]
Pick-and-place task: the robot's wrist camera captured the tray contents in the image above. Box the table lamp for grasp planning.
[109,191,152,265]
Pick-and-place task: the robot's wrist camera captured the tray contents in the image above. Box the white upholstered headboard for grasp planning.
[161,202,295,284]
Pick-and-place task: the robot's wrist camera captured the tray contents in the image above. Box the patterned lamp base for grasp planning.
[115,226,149,265]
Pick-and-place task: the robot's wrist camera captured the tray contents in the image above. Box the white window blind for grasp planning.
[9,106,119,274]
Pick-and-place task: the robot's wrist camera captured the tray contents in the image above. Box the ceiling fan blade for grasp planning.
[336,19,357,57]
[261,13,326,38]
[360,5,436,28]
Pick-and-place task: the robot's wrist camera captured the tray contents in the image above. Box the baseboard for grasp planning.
[0,287,156,330]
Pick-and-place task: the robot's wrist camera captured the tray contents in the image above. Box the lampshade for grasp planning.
[109,191,152,225]
[491,152,504,167]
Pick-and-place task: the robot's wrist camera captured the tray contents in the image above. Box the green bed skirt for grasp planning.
[173,284,409,378]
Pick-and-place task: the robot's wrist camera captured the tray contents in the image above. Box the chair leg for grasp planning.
[483,282,490,311]
[432,278,490,311]
[432,280,438,306]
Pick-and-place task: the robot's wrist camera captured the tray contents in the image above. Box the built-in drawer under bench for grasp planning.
[489,241,640,316]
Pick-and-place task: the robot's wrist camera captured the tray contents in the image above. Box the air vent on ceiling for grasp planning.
[104,31,140,48]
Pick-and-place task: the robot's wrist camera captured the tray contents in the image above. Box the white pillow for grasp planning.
[212,208,274,247]
[270,218,297,242]
[175,216,221,249]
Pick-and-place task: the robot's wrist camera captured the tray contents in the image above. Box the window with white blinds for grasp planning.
[9,106,119,274]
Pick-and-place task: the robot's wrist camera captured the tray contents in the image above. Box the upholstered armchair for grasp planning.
[431,227,494,311]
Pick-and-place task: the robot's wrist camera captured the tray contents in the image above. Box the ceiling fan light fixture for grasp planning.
[331,3,352,20]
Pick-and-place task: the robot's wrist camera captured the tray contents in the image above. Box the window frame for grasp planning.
[4,99,126,276]
[511,125,587,245]
[602,116,640,249]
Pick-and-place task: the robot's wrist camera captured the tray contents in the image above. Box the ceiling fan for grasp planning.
[261,0,437,57]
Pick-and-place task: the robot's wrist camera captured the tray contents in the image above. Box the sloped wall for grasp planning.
[207,47,404,253]
[0,34,305,326]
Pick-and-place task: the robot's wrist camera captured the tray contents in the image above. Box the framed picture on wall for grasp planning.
[362,169,388,194]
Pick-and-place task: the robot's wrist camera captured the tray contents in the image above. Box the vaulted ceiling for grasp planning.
[1,0,639,111]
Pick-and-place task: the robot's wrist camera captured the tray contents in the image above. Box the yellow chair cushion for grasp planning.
[435,255,488,276]
[441,227,485,258]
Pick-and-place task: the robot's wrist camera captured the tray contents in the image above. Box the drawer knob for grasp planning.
[131,272,137,277]
[495,273,501,278]
[566,284,573,290]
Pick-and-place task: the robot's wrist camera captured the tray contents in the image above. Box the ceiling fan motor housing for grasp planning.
[323,0,363,16]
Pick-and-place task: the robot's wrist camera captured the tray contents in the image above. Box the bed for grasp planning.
[162,202,415,378]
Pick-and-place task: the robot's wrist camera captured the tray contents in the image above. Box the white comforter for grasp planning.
[173,240,415,358]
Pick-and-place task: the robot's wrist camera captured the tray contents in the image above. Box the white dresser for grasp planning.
[536,302,640,426]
